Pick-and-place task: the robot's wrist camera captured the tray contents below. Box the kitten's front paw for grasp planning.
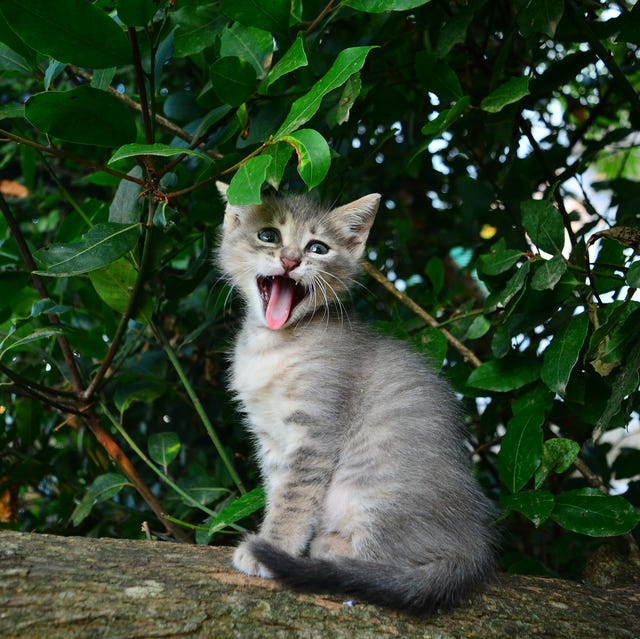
[232,536,274,579]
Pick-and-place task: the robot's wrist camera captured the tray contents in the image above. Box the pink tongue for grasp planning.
[265,277,296,330]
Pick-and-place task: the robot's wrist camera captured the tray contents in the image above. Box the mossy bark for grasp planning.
[0,531,638,639]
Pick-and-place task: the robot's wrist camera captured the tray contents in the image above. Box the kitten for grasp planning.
[216,183,495,613]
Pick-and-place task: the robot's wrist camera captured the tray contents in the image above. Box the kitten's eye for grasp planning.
[257,228,280,244]
[306,241,329,255]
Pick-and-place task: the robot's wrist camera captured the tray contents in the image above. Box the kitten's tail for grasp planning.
[248,538,493,613]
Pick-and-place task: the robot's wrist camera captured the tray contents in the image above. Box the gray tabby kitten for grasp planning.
[216,183,495,613]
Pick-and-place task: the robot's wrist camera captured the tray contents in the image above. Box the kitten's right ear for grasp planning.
[217,181,242,230]
[330,193,381,257]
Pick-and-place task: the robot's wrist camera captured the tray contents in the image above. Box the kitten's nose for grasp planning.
[281,255,301,273]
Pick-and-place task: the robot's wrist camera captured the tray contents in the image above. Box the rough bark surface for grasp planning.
[0,531,638,639]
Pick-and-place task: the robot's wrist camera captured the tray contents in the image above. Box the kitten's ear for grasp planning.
[216,181,229,201]
[330,193,381,257]
[217,181,243,230]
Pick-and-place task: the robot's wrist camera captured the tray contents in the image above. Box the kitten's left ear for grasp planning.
[217,181,243,230]
[330,193,381,257]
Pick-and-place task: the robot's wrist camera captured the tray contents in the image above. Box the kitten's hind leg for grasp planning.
[309,532,353,559]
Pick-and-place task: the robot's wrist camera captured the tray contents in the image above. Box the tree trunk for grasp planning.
[0,531,637,639]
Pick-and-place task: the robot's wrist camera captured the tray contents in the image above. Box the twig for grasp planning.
[0,129,145,185]
[128,27,154,145]
[151,320,247,496]
[0,193,86,393]
[361,260,482,367]
[305,0,339,35]
[166,139,271,200]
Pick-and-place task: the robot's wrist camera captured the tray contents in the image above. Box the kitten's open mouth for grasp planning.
[258,276,307,330]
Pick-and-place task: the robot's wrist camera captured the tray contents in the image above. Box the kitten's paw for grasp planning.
[232,537,274,579]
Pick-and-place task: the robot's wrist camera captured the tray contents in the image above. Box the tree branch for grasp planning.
[361,260,482,367]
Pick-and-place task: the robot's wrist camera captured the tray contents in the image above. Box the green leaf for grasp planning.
[503,490,555,527]
[0,327,66,361]
[0,10,37,68]
[415,52,462,102]
[512,385,554,416]
[172,5,224,58]
[208,486,266,534]
[498,410,544,493]
[531,254,567,290]
[588,304,639,377]
[279,129,331,189]
[0,0,130,68]
[263,143,294,189]
[0,42,32,73]
[220,0,290,35]
[108,143,211,165]
[192,105,233,141]
[552,488,640,537]
[541,313,589,396]
[478,243,524,276]
[261,34,308,93]
[33,223,141,277]
[626,261,640,288]
[109,166,143,224]
[521,199,565,255]
[210,56,257,107]
[484,261,531,312]
[88,258,154,322]
[345,0,432,12]
[275,46,377,138]
[71,473,130,526]
[227,155,273,205]
[117,0,158,27]
[612,447,640,480]
[0,103,25,120]
[594,337,640,439]
[332,73,362,126]
[420,96,470,138]
[220,23,273,78]
[411,328,448,370]
[25,87,136,147]
[148,432,182,468]
[534,438,580,489]
[480,76,530,113]
[467,355,541,392]
[114,378,167,413]
[518,0,564,37]
[466,315,491,340]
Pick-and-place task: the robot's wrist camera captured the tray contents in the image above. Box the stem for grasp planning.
[128,27,154,145]
[362,260,483,367]
[166,140,271,200]
[102,407,220,518]
[84,412,192,543]
[83,203,156,400]
[151,321,246,495]
[306,0,339,35]
[0,129,144,185]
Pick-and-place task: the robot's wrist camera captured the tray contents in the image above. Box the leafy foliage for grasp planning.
[0,0,639,577]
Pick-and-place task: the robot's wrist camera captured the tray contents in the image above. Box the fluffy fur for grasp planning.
[216,184,495,613]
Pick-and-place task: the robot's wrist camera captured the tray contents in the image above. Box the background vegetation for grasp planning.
[1,0,639,579]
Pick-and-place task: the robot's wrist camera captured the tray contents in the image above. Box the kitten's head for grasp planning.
[216,183,380,330]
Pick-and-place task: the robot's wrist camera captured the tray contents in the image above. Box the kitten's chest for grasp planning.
[230,327,302,424]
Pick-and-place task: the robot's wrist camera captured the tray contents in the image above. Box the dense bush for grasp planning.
[0,0,638,577]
